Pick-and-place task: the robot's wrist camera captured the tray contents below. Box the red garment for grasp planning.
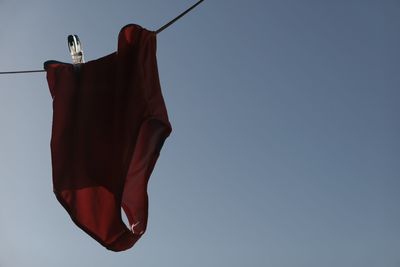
[44,24,172,251]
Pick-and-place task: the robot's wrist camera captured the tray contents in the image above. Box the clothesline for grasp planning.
[0,0,204,75]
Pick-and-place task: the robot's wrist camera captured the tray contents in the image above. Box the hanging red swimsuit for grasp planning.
[44,24,172,251]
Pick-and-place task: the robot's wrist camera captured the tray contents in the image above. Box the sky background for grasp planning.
[0,0,399,266]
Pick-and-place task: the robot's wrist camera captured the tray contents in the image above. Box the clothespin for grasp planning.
[67,35,85,64]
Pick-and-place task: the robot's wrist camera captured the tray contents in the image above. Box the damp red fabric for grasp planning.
[44,24,172,251]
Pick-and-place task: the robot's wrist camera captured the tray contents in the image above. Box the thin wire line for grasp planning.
[0,0,205,76]
[0,70,46,75]
[155,0,204,34]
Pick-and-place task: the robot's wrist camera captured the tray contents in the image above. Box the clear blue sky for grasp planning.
[0,0,399,266]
